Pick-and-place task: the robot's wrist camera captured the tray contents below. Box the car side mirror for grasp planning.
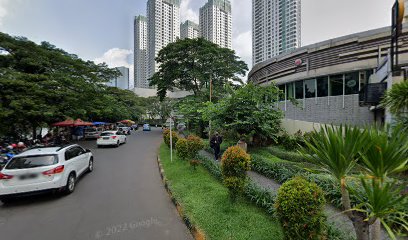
[86,149,91,153]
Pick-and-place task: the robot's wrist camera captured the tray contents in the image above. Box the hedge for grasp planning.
[266,146,306,163]
[197,152,353,240]
[251,155,364,209]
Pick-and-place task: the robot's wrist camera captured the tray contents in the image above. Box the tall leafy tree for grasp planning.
[203,83,283,145]
[149,38,248,100]
[0,32,145,137]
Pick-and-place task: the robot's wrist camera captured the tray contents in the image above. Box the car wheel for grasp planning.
[0,198,13,204]
[65,173,76,194]
[87,157,94,173]
[97,145,101,148]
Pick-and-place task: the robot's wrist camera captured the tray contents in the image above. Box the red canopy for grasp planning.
[52,119,93,127]
[73,119,93,126]
[52,119,74,127]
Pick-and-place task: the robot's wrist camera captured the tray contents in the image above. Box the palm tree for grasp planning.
[382,81,408,132]
[353,126,408,240]
[301,125,370,240]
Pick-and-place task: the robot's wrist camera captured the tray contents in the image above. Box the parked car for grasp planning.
[117,127,131,135]
[143,124,151,131]
[97,131,126,147]
[84,127,104,140]
[0,144,93,203]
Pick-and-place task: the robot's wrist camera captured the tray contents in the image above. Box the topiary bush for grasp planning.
[186,135,204,159]
[221,146,251,201]
[175,138,189,160]
[163,128,179,148]
[275,177,326,240]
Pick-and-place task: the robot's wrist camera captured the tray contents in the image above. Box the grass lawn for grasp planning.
[159,144,283,240]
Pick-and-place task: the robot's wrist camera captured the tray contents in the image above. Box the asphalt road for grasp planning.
[0,128,192,240]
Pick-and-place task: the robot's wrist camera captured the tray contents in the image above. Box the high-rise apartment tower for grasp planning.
[147,0,181,79]
[134,15,148,88]
[180,20,200,39]
[199,0,232,49]
[252,0,301,66]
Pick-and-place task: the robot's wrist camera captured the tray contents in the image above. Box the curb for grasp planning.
[157,156,206,240]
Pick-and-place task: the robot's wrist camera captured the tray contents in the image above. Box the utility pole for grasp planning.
[209,77,212,141]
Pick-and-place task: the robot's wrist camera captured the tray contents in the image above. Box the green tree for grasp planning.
[0,32,144,137]
[145,97,173,124]
[300,125,371,240]
[382,81,408,132]
[149,38,248,100]
[203,83,283,145]
[352,126,408,240]
[302,125,408,240]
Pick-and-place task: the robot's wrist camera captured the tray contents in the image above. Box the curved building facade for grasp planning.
[248,26,408,133]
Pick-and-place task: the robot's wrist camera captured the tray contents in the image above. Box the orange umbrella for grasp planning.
[73,119,93,126]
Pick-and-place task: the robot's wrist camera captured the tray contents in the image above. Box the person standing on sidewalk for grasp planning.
[210,132,223,160]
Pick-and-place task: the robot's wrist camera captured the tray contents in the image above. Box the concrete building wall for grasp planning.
[133,88,192,98]
[116,67,130,90]
[278,94,373,126]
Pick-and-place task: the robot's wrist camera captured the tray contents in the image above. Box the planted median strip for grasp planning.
[158,143,284,240]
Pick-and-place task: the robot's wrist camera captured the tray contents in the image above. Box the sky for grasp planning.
[0,0,395,86]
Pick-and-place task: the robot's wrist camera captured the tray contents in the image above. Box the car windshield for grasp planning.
[100,132,114,136]
[6,155,58,169]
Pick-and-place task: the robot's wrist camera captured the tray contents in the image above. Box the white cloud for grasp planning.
[0,0,10,27]
[180,0,199,23]
[94,48,132,67]
[233,30,252,67]
[94,48,134,88]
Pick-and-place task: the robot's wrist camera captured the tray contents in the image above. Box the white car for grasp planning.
[97,131,126,148]
[0,144,93,204]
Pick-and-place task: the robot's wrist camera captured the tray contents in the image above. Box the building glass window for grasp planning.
[316,76,328,97]
[345,72,359,95]
[286,82,294,99]
[278,85,285,101]
[295,80,303,99]
[304,79,316,98]
[329,74,343,96]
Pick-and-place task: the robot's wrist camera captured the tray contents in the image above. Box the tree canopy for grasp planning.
[0,32,146,137]
[149,38,248,100]
[203,83,283,145]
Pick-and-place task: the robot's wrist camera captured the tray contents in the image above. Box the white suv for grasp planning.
[0,144,93,204]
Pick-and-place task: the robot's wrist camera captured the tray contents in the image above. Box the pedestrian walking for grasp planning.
[210,132,223,160]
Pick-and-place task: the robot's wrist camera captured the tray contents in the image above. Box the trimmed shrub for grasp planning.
[175,138,189,160]
[186,135,204,158]
[251,155,305,184]
[163,129,179,148]
[221,146,251,201]
[275,177,326,240]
